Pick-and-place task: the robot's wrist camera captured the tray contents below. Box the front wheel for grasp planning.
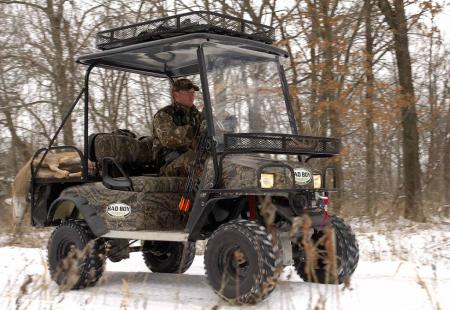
[293,215,359,284]
[47,221,106,290]
[204,219,280,304]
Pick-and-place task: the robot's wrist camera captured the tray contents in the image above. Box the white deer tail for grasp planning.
[12,159,32,224]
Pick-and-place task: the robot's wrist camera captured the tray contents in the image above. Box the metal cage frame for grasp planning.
[96,11,275,50]
[30,12,340,240]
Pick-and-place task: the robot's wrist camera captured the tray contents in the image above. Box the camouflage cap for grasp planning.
[172,78,199,92]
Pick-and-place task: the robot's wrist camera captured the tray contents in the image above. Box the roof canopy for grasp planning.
[77,33,288,78]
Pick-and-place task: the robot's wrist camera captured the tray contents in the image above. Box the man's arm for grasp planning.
[153,111,193,148]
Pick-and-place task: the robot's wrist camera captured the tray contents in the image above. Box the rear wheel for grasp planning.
[47,221,105,290]
[142,241,196,273]
[204,219,280,304]
[293,215,359,284]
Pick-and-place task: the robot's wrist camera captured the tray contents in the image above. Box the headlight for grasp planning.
[260,173,274,188]
[313,174,322,189]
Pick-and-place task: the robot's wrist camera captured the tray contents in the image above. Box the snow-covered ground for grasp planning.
[0,220,449,310]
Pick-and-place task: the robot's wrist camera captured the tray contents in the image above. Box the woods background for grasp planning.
[0,0,448,225]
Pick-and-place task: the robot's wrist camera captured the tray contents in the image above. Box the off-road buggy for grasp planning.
[30,11,359,304]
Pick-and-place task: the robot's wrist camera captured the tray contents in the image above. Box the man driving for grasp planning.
[152,78,204,176]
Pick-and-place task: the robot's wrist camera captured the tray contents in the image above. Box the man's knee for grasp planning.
[160,149,194,177]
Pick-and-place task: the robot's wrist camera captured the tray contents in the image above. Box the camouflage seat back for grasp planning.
[131,176,186,193]
[93,133,153,165]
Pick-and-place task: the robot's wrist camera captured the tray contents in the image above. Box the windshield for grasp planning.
[203,43,293,140]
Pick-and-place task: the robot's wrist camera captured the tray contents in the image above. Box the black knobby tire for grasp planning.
[204,219,280,304]
[47,221,106,290]
[334,216,359,277]
[294,215,359,284]
[142,241,196,274]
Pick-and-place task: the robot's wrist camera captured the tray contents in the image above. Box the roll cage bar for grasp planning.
[35,33,297,184]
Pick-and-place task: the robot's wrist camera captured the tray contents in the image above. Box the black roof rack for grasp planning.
[96,11,275,50]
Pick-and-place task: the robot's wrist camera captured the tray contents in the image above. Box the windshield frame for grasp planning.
[197,43,298,141]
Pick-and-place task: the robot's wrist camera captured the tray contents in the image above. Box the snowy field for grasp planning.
[0,219,449,310]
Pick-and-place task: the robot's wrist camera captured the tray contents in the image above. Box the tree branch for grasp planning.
[0,0,46,11]
[377,0,397,30]
[0,100,55,111]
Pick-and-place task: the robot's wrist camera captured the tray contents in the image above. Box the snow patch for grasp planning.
[0,247,448,310]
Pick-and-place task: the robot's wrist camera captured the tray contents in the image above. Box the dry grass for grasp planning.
[0,199,14,230]
[416,272,442,310]
[120,278,130,309]
[4,195,447,308]
[257,197,342,305]
[1,224,52,248]
[0,198,52,248]
[87,196,347,306]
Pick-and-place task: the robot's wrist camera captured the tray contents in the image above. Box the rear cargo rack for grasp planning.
[96,11,275,50]
[223,133,340,156]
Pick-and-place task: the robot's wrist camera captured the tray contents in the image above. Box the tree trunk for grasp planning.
[3,109,32,161]
[47,0,75,145]
[423,29,441,204]
[275,16,303,132]
[364,0,376,216]
[308,1,326,135]
[320,0,344,214]
[377,0,425,221]
[443,93,450,215]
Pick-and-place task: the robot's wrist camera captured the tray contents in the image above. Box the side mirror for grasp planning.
[324,167,337,191]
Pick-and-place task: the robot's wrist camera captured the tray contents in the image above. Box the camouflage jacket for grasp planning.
[152,103,204,156]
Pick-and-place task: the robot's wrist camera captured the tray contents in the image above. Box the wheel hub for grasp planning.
[233,249,247,265]
[219,246,249,280]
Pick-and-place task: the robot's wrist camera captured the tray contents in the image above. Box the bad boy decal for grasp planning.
[106,203,131,218]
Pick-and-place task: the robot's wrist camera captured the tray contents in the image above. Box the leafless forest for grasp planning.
[0,0,448,226]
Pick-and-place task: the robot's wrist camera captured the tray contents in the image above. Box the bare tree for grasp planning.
[377,0,425,221]
[364,0,376,215]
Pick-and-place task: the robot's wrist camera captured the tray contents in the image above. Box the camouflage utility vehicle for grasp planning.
[30,12,359,304]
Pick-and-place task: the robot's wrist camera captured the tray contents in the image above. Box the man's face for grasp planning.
[173,89,195,108]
